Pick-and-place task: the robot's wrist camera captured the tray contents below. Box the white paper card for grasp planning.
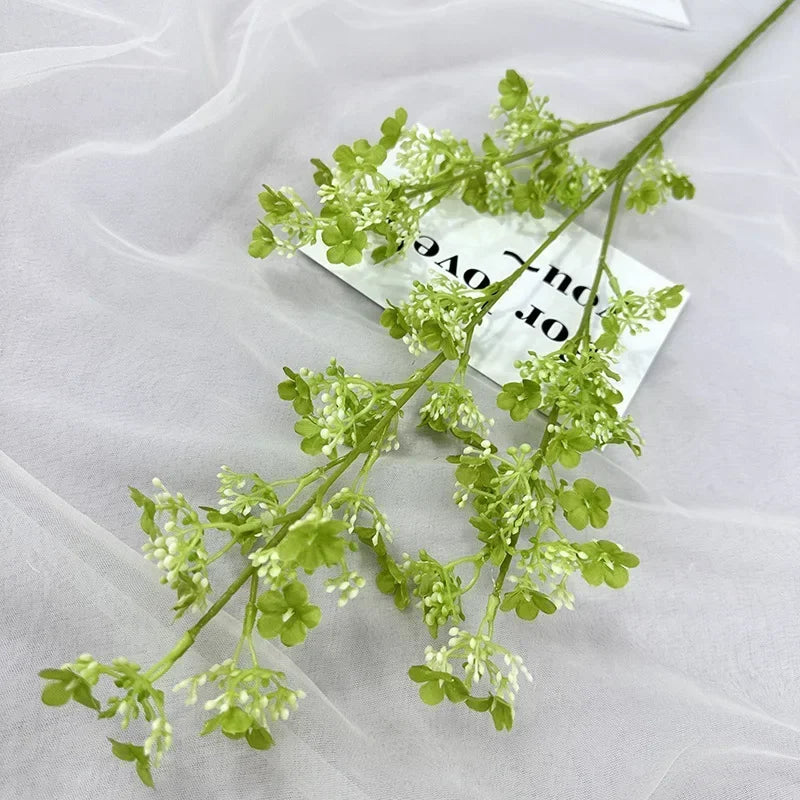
[300,198,687,416]
[573,0,689,28]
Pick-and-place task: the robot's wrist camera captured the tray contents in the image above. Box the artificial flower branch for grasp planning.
[39,0,796,786]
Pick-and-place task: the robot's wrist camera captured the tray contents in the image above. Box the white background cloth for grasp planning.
[2,1,799,797]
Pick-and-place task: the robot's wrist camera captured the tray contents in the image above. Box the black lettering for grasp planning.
[515,305,545,326]
[463,268,490,290]
[543,264,572,294]
[572,285,600,307]
[503,249,540,273]
[413,235,439,258]
[435,254,459,276]
[542,318,569,342]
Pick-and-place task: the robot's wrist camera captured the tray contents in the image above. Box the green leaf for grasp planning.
[588,506,609,528]
[282,581,309,608]
[558,448,581,469]
[444,678,469,703]
[135,760,155,789]
[604,565,629,589]
[41,682,71,707]
[455,465,477,486]
[570,434,596,453]
[246,726,275,750]
[531,591,557,614]
[256,614,284,640]
[108,738,139,762]
[408,665,436,683]
[565,505,589,530]
[220,707,252,735]
[297,604,322,628]
[581,561,604,586]
[277,381,297,401]
[616,552,640,568]
[465,695,492,712]
[200,715,224,736]
[379,108,408,149]
[419,680,445,705]
[71,681,101,711]
[130,487,159,539]
[248,235,275,259]
[510,404,529,422]
[498,69,528,111]
[376,570,398,595]
[278,520,346,573]
[482,134,500,157]
[594,487,612,509]
[516,599,539,621]
[280,616,308,647]
[38,668,75,681]
[500,591,518,613]
[257,590,287,616]
[496,392,516,411]
[490,697,514,731]
[559,490,582,511]
[310,157,333,187]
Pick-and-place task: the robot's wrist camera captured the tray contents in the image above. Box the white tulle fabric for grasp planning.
[2,1,799,797]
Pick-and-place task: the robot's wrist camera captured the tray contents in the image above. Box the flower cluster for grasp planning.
[419,380,493,437]
[395,124,475,182]
[624,140,695,214]
[596,282,684,353]
[216,466,282,520]
[132,481,212,617]
[279,360,402,456]
[451,442,554,564]
[174,660,305,750]
[40,653,172,784]
[434,628,532,702]
[250,547,297,591]
[324,568,366,607]
[508,542,583,613]
[404,549,465,637]
[380,277,489,360]
[251,108,441,267]
[329,486,393,543]
[249,185,319,259]
[477,71,609,215]
[515,348,641,453]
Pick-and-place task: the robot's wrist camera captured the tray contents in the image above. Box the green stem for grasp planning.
[446,553,484,570]
[144,565,256,682]
[404,91,690,199]
[461,563,484,594]
[243,573,259,639]
[577,176,626,345]
[206,537,239,565]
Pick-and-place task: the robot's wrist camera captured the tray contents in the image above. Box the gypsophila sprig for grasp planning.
[133,482,212,618]
[40,654,170,786]
[624,140,695,214]
[419,380,493,437]
[41,4,798,782]
[407,627,533,729]
[280,360,404,456]
[174,659,305,750]
[380,276,491,359]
